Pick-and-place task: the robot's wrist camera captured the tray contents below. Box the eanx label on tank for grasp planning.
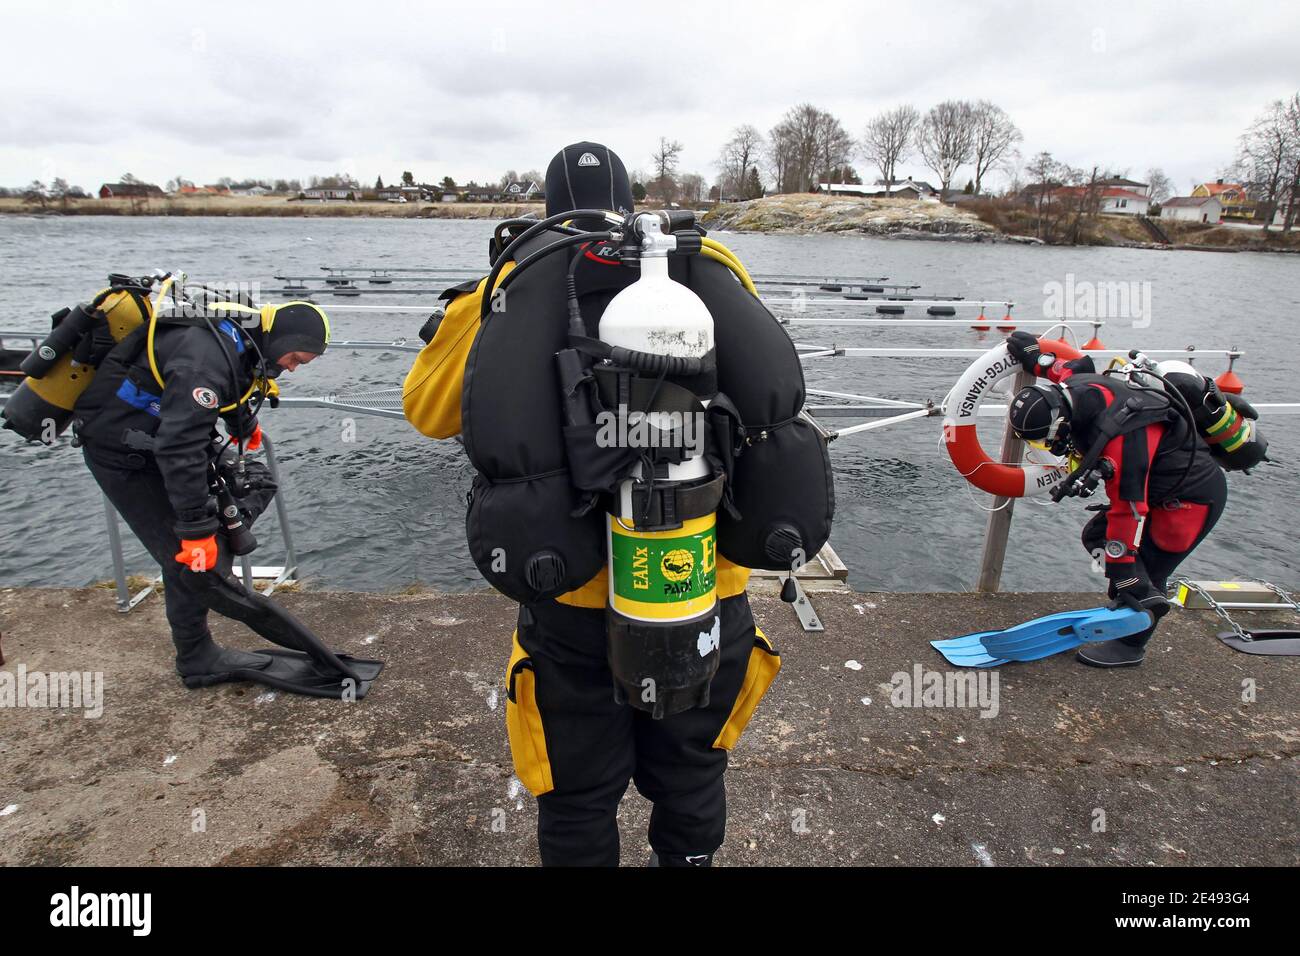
[608,514,718,622]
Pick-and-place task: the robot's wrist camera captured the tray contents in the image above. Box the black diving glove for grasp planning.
[1006,331,1043,373]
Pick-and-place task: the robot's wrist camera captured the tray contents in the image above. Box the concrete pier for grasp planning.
[0,585,1295,866]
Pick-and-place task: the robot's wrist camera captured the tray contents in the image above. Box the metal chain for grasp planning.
[1261,581,1300,613]
[1173,578,1252,642]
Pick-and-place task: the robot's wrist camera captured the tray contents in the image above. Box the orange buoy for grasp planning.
[1082,335,1105,350]
[1215,368,1244,394]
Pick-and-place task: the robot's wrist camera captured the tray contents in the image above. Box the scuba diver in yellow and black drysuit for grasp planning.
[403,143,835,866]
[2,275,383,699]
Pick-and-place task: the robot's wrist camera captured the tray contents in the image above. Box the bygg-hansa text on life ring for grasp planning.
[942,337,1085,498]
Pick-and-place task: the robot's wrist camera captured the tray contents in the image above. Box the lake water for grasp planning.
[1,215,1296,593]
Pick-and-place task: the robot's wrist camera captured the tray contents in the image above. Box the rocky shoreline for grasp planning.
[701,194,1004,241]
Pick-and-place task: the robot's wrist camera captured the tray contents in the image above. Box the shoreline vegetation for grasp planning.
[0,195,539,220]
[4,193,1298,252]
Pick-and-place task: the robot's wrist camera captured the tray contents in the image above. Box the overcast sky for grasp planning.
[2,0,1297,193]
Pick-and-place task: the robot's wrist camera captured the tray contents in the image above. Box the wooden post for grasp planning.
[976,370,1034,592]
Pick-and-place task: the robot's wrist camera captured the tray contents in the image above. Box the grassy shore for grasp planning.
[962,196,1300,251]
[0,195,541,219]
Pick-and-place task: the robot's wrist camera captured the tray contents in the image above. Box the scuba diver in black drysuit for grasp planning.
[68,291,382,698]
[402,143,833,864]
[1005,332,1247,667]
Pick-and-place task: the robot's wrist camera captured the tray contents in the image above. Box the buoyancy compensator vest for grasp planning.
[1050,367,1222,505]
[458,210,834,716]
[2,275,157,443]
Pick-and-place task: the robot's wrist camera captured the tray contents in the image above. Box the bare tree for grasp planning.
[766,104,852,194]
[651,137,684,203]
[765,119,796,193]
[1144,167,1173,204]
[969,101,1022,195]
[716,125,763,200]
[22,180,48,211]
[860,105,919,195]
[1283,92,1300,232]
[1023,152,1083,242]
[49,177,71,210]
[814,110,854,186]
[679,172,706,205]
[1239,99,1292,231]
[917,100,976,191]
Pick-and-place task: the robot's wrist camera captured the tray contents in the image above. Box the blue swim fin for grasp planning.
[930,631,1008,668]
[932,606,1152,667]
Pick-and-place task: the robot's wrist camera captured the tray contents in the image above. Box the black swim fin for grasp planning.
[181,569,385,696]
[180,648,385,700]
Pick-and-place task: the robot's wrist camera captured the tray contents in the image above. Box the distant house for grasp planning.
[1192,180,1253,220]
[815,178,936,200]
[499,180,543,202]
[1160,196,1222,224]
[376,186,425,202]
[99,182,165,199]
[439,191,459,203]
[1048,185,1150,215]
[875,178,938,198]
[1097,177,1150,197]
[301,187,358,201]
[940,188,978,205]
[463,186,496,202]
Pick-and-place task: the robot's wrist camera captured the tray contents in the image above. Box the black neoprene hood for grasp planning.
[545,142,634,221]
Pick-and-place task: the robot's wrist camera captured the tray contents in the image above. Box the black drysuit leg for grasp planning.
[1081,468,1228,648]
[512,592,771,866]
[85,452,351,673]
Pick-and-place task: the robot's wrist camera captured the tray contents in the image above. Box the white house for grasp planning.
[1047,185,1149,215]
[1098,188,1150,215]
[1161,196,1222,224]
[500,180,542,202]
[814,178,936,200]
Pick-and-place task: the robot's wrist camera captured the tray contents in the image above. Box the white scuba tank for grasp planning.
[599,246,715,507]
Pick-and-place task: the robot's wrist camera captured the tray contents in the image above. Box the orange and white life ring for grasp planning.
[942,336,1084,498]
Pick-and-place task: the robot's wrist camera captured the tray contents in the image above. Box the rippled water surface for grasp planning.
[1,216,1296,593]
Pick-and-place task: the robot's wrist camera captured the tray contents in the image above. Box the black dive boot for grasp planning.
[1076,636,1147,668]
[173,630,273,683]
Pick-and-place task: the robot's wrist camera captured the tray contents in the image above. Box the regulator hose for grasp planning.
[481,209,623,320]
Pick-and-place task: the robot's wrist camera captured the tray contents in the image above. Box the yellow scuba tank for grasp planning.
[601,214,721,719]
[2,278,155,443]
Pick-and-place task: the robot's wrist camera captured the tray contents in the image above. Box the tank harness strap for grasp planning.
[593,366,704,412]
[1056,386,1172,501]
[629,473,727,533]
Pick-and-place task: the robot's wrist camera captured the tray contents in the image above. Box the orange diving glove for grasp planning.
[175,536,219,572]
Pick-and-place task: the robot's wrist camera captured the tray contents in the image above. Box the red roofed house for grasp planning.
[1191,180,1254,221]
[99,182,165,199]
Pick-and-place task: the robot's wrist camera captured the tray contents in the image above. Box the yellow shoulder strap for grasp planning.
[146,298,269,413]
